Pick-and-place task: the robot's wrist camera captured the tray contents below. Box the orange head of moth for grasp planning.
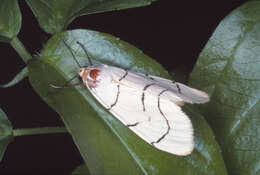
[78,67,100,88]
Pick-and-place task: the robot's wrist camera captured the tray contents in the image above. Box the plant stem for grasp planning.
[13,127,68,137]
[10,36,32,63]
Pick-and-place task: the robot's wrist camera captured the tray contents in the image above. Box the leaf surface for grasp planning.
[189,1,260,175]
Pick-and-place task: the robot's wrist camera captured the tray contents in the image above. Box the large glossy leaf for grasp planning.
[0,0,21,42]
[189,1,260,175]
[0,108,14,162]
[26,0,157,34]
[28,29,226,175]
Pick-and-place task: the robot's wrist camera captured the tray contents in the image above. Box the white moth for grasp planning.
[55,41,209,156]
[78,66,209,156]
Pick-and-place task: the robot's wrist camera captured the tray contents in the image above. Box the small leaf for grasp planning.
[26,0,157,34]
[0,67,28,88]
[28,29,226,175]
[0,108,14,162]
[0,0,21,42]
[189,1,260,175]
[71,164,90,175]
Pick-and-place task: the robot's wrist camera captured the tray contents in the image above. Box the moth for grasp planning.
[52,40,209,156]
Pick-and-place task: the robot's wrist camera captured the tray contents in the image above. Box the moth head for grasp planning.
[78,67,102,88]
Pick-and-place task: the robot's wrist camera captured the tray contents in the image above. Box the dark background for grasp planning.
[0,0,247,174]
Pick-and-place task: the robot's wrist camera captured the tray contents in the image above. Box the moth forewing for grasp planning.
[78,64,209,156]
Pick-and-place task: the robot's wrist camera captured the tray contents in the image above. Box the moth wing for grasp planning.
[135,72,209,104]
[115,82,194,156]
[85,65,194,155]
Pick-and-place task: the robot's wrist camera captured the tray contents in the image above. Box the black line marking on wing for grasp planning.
[170,80,181,93]
[151,89,170,145]
[176,83,181,93]
[145,73,154,80]
[141,83,155,112]
[108,85,120,110]
[119,70,128,81]
[108,71,128,110]
[126,122,139,127]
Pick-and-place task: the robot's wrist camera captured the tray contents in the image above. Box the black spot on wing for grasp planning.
[176,83,181,93]
[171,81,181,93]
[126,122,139,127]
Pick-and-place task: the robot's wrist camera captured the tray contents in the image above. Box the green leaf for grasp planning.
[189,1,260,175]
[26,0,157,34]
[28,29,226,175]
[0,108,14,162]
[0,67,28,88]
[13,127,67,136]
[71,164,91,175]
[0,0,21,42]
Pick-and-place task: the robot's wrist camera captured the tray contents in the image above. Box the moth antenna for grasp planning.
[61,38,82,68]
[76,41,93,66]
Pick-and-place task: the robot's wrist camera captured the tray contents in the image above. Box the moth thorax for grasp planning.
[89,69,100,80]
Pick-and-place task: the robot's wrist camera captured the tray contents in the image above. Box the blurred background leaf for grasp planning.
[0,108,13,162]
[189,1,260,175]
[0,0,21,43]
[26,0,157,34]
[28,29,226,175]
[0,67,28,88]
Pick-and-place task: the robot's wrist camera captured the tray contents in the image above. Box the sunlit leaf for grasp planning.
[189,1,260,175]
[28,29,226,175]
